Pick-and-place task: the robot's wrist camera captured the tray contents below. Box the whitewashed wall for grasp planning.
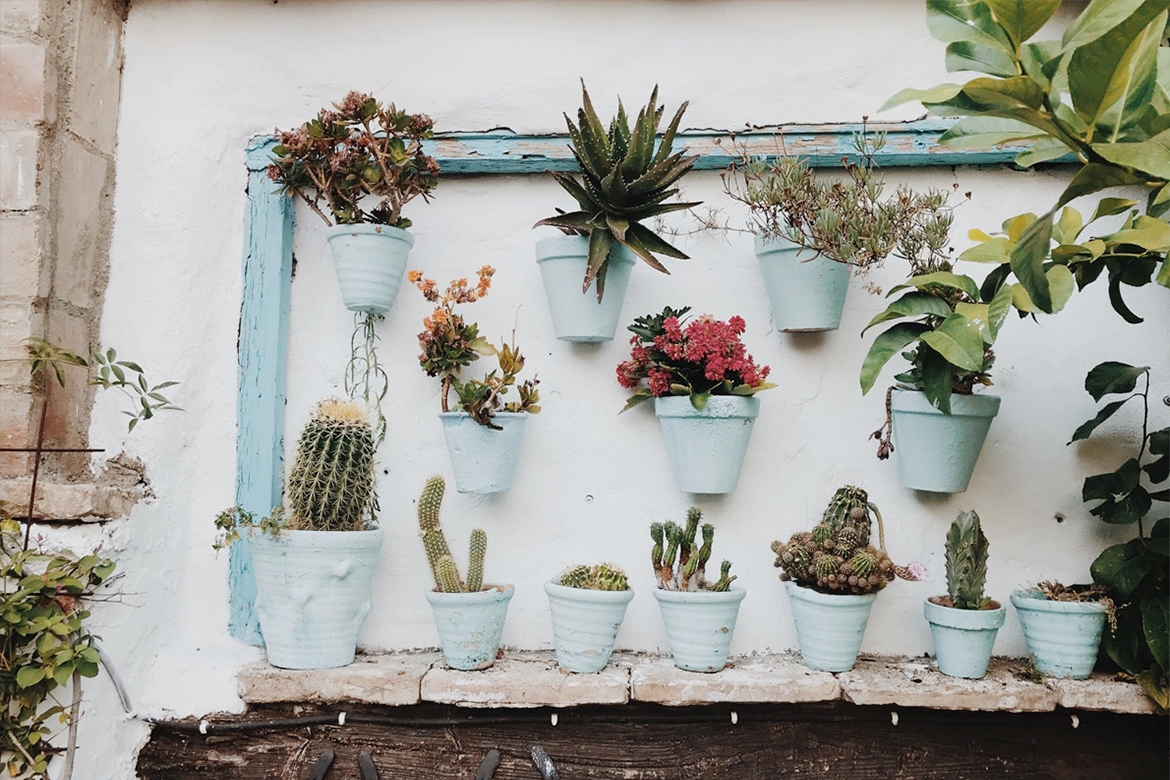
[80,1,1167,777]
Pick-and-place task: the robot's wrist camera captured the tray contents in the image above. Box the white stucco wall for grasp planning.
[76,1,1167,777]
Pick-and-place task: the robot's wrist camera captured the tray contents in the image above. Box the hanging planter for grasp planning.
[654,396,759,494]
[545,564,634,673]
[535,235,636,342]
[754,236,850,332]
[890,389,1000,493]
[1011,588,1109,680]
[326,224,415,315]
[439,411,528,493]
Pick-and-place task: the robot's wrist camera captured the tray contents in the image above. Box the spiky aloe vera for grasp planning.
[286,399,377,531]
[417,475,488,593]
[945,510,990,610]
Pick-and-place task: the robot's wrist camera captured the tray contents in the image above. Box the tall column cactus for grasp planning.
[417,475,488,593]
[286,399,377,531]
[945,510,990,610]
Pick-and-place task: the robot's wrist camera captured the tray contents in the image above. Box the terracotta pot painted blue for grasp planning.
[325,224,414,315]
[1011,590,1106,679]
[785,582,876,672]
[654,396,760,494]
[653,586,746,673]
[439,412,528,494]
[250,528,383,670]
[545,581,635,673]
[924,597,1006,679]
[754,235,850,332]
[890,389,1001,494]
[426,585,514,671]
[535,234,636,343]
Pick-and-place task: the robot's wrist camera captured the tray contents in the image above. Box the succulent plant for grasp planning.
[558,563,630,592]
[417,476,488,593]
[285,399,378,532]
[534,82,700,301]
[650,508,734,592]
[945,510,990,610]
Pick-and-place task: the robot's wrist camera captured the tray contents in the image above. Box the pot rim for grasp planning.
[784,580,879,605]
[438,411,530,420]
[249,526,383,547]
[534,233,637,265]
[890,387,1001,416]
[545,580,635,602]
[652,584,746,604]
[653,394,761,418]
[325,222,415,242]
[1010,589,1107,613]
[924,596,1006,629]
[425,584,515,605]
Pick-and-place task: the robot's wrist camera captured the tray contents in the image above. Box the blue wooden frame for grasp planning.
[229,120,1039,641]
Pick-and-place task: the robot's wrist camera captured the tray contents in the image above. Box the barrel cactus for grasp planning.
[945,510,990,610]
[650,508,735,592]
[286,399,377,531]
[557,563,630,591]
[417,475,488,593]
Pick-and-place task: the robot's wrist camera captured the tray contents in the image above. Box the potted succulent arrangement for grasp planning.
[924,510,1005,679]
[268,91,439,315]
[650,508,743,673]
[213,399,383,670]
[533,83,700,342]
[618,306,774,494]
[772,486,922,672]
[545,563,634,673]
[1012,582,1114,681]
[417,476,513,670]
[410,267,541,493]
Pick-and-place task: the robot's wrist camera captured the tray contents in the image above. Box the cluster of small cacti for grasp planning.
[651,508,735,592]
[285,399,378,531]
[946,510,990,610]
[558,563,630,591]
[772,486,917,595]
[418,475,487,593]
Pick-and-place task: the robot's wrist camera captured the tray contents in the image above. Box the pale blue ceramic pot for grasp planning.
[426,585,514,671]
[786,581,876,672]
[439,412,528,494]
[754,235,850,332]
[890,389,1001,494]
[325,224,414,315]
[545,581,635,673]
[535,234,636,343]
[653,586,746,673]
[1011,590,1106,679]
[250,528,383,670]
[924,597,1006,679]
[654,395,760,494]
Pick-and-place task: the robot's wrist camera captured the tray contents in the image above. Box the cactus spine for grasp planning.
[558,563,630,591]
[286,399,377,531]
[417,476,488,593]
[650,508,734,592]
[945,510,990,610]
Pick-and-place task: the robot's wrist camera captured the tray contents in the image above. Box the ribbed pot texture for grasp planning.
[251,528,384,670]
[654,396,760,494]
[1011,590,1106,679]
[325,224,415,316]
[754,235,850,332]
[786,581,877,672]
[545,581,635,673]
[924,597,1006,679]
[653,586,746,673]
[438,412,528,494]
[534,234,636,343]
[890,389,1001,494]
[426,585,514,671]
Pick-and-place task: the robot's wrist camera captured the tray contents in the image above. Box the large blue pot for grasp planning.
[545,581,635,673]
[426,585,515,671]
[439,412,528,494]
[891,389,1001,494]
[653,586,746,673]
[786,582,876,672]
[251,528,383,669]
[535,234,636,343]
[325,224,414,315]
[754,235,850,332]
[654,395,760,494]
[924,597,1006,679]
[1011,590,1106,679]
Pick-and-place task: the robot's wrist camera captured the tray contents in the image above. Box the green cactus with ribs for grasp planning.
[945,510,990,610]
[651,507,735,592]
[418,475,487,593]
[285,399,378,532]
[557,562,630,591]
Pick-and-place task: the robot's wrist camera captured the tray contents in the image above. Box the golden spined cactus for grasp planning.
[417,475,488,593]
[286,399,377,532]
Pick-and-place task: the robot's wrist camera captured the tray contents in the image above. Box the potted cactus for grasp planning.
[417,476,513,670]
[533,83,700,342]
[213,399,383,670]
[268,91,439,315]
[410,267,541,493]
[650,509,744,673]
[1012,582,1114,680]
[924,510,1005,679]
[618,306,774,494]
[545,563,634,673]
[772,486,922,672]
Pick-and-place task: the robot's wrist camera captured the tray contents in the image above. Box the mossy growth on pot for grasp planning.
[418,476,490,593]
[650,508,735,592]
[558,563,629,591]
[940,510,992,610]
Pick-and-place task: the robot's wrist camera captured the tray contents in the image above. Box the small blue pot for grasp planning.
[654,396,760,494]
[545,581,635,673]
[754,235,850,332]
[653,586,746,673]
[326,224,414,315]
[426,585,515,671]
[439,412,529,494]
[924,597,1006,679]
[891,389,1001,494]
[535,234,636,343]
[786,581,876,672]
[250,528,383,670]
[1011,590,1106,679]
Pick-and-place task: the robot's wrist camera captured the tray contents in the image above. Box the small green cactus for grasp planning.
[558,563,629,591]
[650,508,733,592]
[467,528,487,593]
[945,510,990,610]
[558,564,593,589]
[711,560,736,592]
[417,476,489,593]
[286,399,378,531]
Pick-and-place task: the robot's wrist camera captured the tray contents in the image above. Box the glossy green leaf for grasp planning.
[1092,197,1141,221]
[938,116,1045,149]
[888,271,980,300]
[1057,163,1147,208]
[1062,0,1147,50]
[1106,214,1170,250]
[861,292,953,335]
[922,313,985,371]
[16,666,44,688]
[1013,136,1074,167]
[1068,7,1168,132]
[959,236,1013,263]
[1084,458,1142,502]
[1142,596,1169,672]
[1071,396,1135,442]
[1055,207,1085,244]
[1009,211,1054,312]
[880,83,963,112]
[860,322,928,394]
[986,281,1014,340]
[984,0,1061,47]
[919,344,955,413]
[1085,361,1150,400]
[945,41,1018,77]
[1091,539,1151,598]
[926,0,1013,50]
[953,302,991,342]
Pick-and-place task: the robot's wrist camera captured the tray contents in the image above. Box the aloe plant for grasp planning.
[534,82,700,301]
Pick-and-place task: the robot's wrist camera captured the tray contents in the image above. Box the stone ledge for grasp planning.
[1046,674,1158,715]
[838,657,1058,713]
[632,654,839,706]
[421,652,631,709]
[239,652,437,707]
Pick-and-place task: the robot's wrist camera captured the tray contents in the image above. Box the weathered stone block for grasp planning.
[838,656,1058,713]
[1046,674,1158,715]
[0,37,53,123]
[0,477,143,520]
[0,1,45,36]
[0,128,43,209]
[631,654,840,705]
[238,653,436,707]
[66,0,122,152]
[53,137,109,309]
[0,212,45,298]
[421,651,631,708]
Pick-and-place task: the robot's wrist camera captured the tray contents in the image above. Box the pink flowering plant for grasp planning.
[617,306,775,412]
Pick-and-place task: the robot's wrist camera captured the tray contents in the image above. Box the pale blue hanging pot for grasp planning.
[326,224,415,315]
[438,412,528,494]
[654,396,760,494]
[754,235,850,332]
[535,235,636,343]
[890,388,1001,494]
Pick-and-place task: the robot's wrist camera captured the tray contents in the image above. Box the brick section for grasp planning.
[65,0,122,152]
[0,1,46,37]
[0,37,55,124]
[0,213,45,299]
[52,137,108,308]
[0,128,44,210]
